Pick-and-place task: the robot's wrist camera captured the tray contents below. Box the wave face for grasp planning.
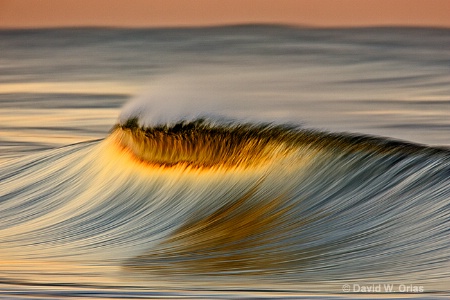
[1,118,450,292]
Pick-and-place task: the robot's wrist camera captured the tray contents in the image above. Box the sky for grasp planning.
[1,0,450,28]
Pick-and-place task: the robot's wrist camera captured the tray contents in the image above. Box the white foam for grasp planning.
[120,75,220,126]
[118,69,304,127]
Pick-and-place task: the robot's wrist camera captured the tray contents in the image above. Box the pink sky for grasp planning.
[1,0,449,28]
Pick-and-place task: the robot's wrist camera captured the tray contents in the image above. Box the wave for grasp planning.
[1,117,450,292]
[114,117,449,168]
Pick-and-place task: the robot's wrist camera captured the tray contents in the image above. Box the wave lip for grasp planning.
[110,117,304,169]
[111,116,450,170]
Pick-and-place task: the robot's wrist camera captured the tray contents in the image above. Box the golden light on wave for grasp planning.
[106,119,310,171]
[126,185,326,276]
[104,118,437,179]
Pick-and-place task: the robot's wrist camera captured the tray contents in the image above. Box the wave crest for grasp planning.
[111,118,305,169]
[111,117,448,170]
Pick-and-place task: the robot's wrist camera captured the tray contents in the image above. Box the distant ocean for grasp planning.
[1,25,450,299]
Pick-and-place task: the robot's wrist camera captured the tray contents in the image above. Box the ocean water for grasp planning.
[1,25,450,299]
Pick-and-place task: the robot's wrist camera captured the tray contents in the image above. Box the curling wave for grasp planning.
[1,117,450,292]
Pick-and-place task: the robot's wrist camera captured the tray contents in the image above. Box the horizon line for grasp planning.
[1,22,450,31]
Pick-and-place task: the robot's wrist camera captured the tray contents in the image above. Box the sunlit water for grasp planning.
[1,26,450,298]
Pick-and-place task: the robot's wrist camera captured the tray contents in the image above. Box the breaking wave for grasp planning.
[1,116,450,292]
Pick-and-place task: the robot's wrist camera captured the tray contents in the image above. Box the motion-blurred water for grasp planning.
[1,26,450,298]
[1,26,450,153]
